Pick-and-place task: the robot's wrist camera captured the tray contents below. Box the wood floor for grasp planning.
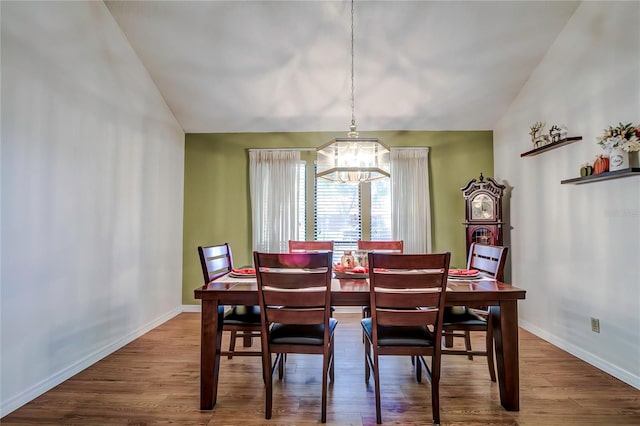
[3,313,639,425]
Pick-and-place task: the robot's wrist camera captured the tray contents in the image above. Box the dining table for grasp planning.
[194,274,526,412]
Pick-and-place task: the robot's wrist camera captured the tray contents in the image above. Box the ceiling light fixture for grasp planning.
[316,0,390,184]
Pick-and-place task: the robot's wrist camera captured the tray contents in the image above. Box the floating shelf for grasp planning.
[561,168,640,184]
[521,136,582,157]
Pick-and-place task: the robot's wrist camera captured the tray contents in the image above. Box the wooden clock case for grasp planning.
[461,173,505,253]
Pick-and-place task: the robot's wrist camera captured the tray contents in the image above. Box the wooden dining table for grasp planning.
[194,276,526,412]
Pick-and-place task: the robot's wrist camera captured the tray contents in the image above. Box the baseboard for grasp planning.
[0,307,182,417]
[182,304,201,312]
[519,319,640,390]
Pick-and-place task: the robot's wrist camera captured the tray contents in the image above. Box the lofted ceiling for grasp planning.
[105,0,580,134]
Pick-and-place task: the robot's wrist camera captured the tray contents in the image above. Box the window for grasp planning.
[293,148,430,256]
[314,179,361,259]
[313,166,391,262]
[251,152,393,254]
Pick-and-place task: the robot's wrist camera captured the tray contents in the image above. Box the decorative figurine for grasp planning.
[580,163,593,177]
[549,125,561,143]
[530,121,549,147]
[548,124,568,143]
[593,155,609,174]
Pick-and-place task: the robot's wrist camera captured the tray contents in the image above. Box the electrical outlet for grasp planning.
[590,317,600,333]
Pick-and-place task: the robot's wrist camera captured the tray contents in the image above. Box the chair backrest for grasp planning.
[368,252,450,338]
[358,240,404,253]
[288,240,334,253]
[198,243,233,285]
[466,243,508,281]
[254,251,333,328]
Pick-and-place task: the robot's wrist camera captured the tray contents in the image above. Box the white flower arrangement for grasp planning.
[596,122,640,152]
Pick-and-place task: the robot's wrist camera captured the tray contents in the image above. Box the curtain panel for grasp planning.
[249,150,301,252]
[390,147,431,253]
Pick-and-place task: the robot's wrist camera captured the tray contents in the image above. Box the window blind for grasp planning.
[314,178,361,261]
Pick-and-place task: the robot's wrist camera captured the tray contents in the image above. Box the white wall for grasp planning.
[1,1,185,415]
[494,2,640,388]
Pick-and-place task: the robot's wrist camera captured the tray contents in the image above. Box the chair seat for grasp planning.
[223,306,262,325]
[270,318,338,345]
[442,308,487,326]
[361,317,434,347]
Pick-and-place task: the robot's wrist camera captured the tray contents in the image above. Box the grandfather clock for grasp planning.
[461,173,505,253]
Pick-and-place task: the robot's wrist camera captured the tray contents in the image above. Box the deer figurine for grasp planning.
[530,121,549,147]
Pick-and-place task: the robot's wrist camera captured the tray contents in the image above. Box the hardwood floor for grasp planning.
[3,313,639,425]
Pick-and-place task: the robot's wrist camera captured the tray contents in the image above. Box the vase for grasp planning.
[608,147,629,171]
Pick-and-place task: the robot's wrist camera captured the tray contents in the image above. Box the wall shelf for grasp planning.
[520,136,582,157]
[561,168,640,184]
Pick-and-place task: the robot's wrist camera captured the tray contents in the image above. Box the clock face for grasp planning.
[471,194,494,220]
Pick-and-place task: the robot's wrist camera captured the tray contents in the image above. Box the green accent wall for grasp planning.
[183,130,493,304]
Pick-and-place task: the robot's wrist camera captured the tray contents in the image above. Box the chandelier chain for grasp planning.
[350,0,355,127]
[316,0,390,184]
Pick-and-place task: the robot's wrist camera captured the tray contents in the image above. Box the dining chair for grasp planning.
[362,252,450,425]
[288,240,334,252]
[198,243,262,359]
[357,240,404,253]
[441,243,509,382]
[253,251,337,423]
[289,240,336,315]
[359,240,404,322]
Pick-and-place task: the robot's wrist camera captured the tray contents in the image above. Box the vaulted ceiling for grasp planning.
[105,1,580,134]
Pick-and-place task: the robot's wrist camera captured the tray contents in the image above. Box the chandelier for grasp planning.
[316,0,390,184]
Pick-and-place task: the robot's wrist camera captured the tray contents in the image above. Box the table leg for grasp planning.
[491,302,520,411]
[200,299,222,410]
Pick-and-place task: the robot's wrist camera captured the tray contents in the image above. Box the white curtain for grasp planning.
[249,150,300,252]
[391,148,431,253]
